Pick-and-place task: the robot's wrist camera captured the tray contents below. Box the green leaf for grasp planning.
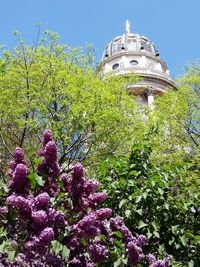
[113,231,123,238]
[158,187,164,195]
[138,220,148,229]
[33,157,43,165]
[135,195,142,203]
[171,225,179,235]
[180,235,188,246]
[152,221,159,231]
[188,260,194,267]
[51,240,63,254]
[153,231,160,238]
[135,209,143,215]
[114,258,121,267]
[35,174,45,186]
[125,209,131,218]
[62,246,70,260]
[119,199,128,209]
[0,181,9,193]
[147,229,152,239]
[142,191,148,199]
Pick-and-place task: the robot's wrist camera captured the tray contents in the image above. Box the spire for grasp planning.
[126,19,131,34]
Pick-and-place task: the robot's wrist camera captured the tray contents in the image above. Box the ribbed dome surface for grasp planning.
[102,20,158,61]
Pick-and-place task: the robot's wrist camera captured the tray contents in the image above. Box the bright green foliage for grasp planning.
[98,142,200,266]
[0,30,141,175]
[148,63,200,164]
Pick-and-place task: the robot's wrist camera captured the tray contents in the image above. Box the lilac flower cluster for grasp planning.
[148,254,170,267]
[62,163,108,212]
[8,147,30,194]
[0,129,168,266]
[109,216,147,265]
[37,129,60,196]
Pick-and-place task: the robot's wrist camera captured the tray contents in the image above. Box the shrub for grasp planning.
[0,130,168,266]
[98,143,200,266]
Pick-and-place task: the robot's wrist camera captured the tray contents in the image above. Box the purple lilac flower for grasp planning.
[39,227,54,243]
[8,160,16,170]
[89,242,109,262]
[43,141,57,164]
[126,241,140,265]
[9,163,30,194]
[46,253,63,267]
[43,129,53,147]
[88,192,108,204]
[68,256,86,267]
[49,162,60,177]
[84,179,100,195]
[54,210,66,228]
[136,234,147,247]
[148,254,156,264]
[13,147,25,163]
[61,174,72,193]
[148,255,170,267]
[72,163,84,180]
[94,208,112,220]
[32,210,48,227]
[83,226,101,238]
[35,192,50,209]
[7,195,32,215]
[77,214,97,229]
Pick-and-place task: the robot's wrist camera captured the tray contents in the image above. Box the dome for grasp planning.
[101,20,176,105]
[102,21,158,60]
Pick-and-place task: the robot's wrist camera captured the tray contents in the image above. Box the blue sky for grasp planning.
[0,0,199,78]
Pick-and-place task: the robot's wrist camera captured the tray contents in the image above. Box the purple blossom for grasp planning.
[88,192,108,204]
[35,192,50,209]
[43,141,57,164]
[32,210,48,227]
[94,208,112,220]
[8,160,16,170]
[136,234,147,247]
[83,226,101,238]
[61,174,72,193]
[84,179,100,194]
[13,147,25,163]
[68,256,86,267]
[39,227,54,243]
[7,195,32,215]
[77,214,97,229]
[43,129,53,147]
[126,241,140,265]
[73,163,84,180]
[148,255,170,267]
[13,164,29,182]
[89,242,109,262]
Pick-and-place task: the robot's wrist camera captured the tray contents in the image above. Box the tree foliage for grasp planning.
[0,30,141,176]
[147,63,200,164]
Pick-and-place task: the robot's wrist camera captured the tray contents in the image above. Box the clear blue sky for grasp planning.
[0,0,199,79]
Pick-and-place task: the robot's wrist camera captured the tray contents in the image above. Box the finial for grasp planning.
[126,19,131,34]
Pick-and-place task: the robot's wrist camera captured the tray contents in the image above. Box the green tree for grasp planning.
[0,30,141,176]
[147,63,200,164]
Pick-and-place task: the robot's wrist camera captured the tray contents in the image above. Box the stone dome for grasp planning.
[101,20,176,105]
[102,21,157,60]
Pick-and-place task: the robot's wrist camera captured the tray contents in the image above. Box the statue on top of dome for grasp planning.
[126,19,131,34]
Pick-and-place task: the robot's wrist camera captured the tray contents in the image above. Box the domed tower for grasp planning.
[101,20,176,105]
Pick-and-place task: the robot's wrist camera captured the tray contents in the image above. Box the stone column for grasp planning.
[147,88,155,109]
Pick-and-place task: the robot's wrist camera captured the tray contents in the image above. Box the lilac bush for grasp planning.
[0,130,169,266]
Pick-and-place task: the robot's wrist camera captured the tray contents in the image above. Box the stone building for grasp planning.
[101,20,176,106]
